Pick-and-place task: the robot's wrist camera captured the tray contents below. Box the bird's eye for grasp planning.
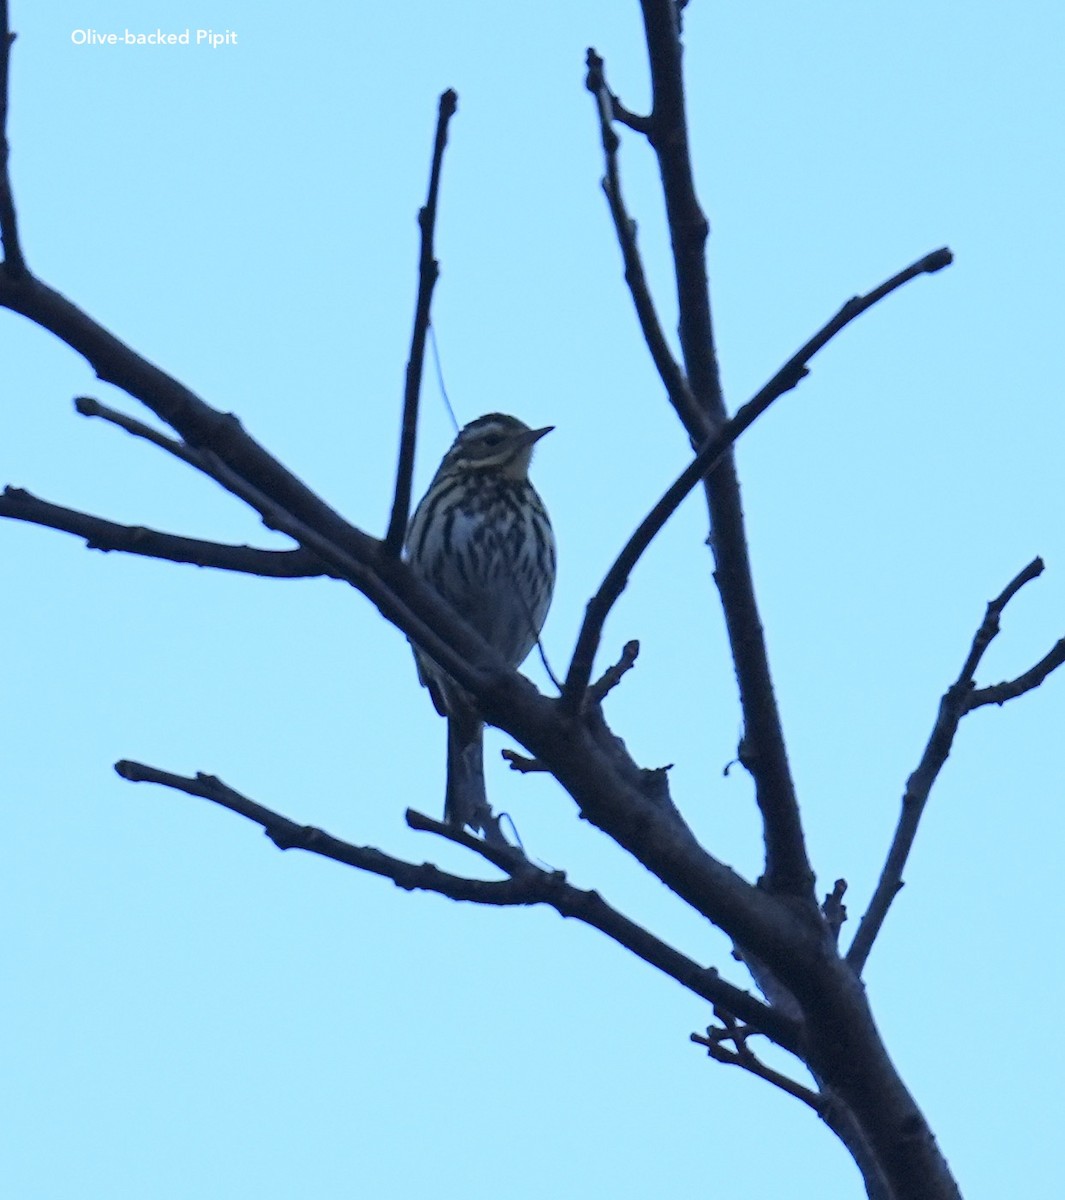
[482,434,503,448]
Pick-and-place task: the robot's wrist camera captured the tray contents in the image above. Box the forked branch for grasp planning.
[0,487,331,577]
[584,48,702,437]
[117,759,800,1050]
[968,640,1065,708]
[562,248,954,711]
[691,1016,820,1110]
[848,558,1065,973]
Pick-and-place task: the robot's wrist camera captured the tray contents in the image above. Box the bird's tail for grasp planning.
[445,705,488,833]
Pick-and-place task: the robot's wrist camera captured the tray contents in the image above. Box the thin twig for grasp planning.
[588,639,640,703]
[76,389,506,694]
[406,807,534,875]
[847,558,1063,973]
[694,1011,891,1199]
[502,641,640,774]
[384,89,458,556]
[611,99,651,135]
[190,446,507,701]
[562,248,954,712]
[821,879,848,944]
[585,49,702,437]
[114,760,536,904]
[0,274,382,561]
[500,749,546,774]
[0,1,25,277]
[968,640,1065,708]
[691,1021,820,1110]
[76,387,504,702]
[636,0,719,417]
[955,557,1042,679]
[75,395,203,468]
[0,486,333,577]
[118,759,800,1050]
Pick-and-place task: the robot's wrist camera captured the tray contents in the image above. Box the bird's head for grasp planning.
[443,413,553,480]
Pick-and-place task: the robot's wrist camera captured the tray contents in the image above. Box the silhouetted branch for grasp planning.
[0,1,24,277]
[500,749,545,774]
[968,639,1065,708]
[115,759,539,904]
[692,1014,892,1199]
[691,1016,819,1109]
[117,760,799,1049]
[817,1094,894,1200]
[589,638,640,703]
[821,879,848,944]
[562,248,952,716]
[0,486,331,577]
[637,0,720,426]
[502,641,640,774]
[606,93,651,135]
[1,295,520,701]
[634,0,954,918]
[406,806,532,873]
[640,0,799,899]
[384,88,458,557]
[0,275,381,552]
[75,394,202,468]
[585,48,701,436]
[848,558,1064,973]
[561,403,755,712]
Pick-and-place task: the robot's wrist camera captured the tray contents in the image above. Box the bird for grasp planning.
[406,413,555,837]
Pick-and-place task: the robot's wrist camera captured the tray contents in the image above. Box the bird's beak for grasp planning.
[522,425,554,447]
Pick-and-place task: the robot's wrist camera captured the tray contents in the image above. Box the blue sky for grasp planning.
[3,2,1063,1196]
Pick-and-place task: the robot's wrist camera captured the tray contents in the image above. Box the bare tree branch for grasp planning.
[406,806,531,872]
[562,247,952,715]
[968,639,1065,708]
[638,0,722,432]
[500,749,546,774]
[115,759,538,903]
[118,760,801,1050]
[589,638,640,703]
[384,88,458,557]
[955,556,1042,678]
[633,0,949,909]
[0,1,24,277]
[584,48,703,437]
[816,1093,894,1200]
[0,294,515,705]
[847,558,1065,973]
[821,879,848,944]
[609,99,652,136]
[502,641,640,774]
[75,394,202,468]
[0,274,378,549]
[692,1014,892,1200]
[691,1016,820,1110]
[0,486,332,577]
[404,810,798,1043]
[5,306,551,739]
